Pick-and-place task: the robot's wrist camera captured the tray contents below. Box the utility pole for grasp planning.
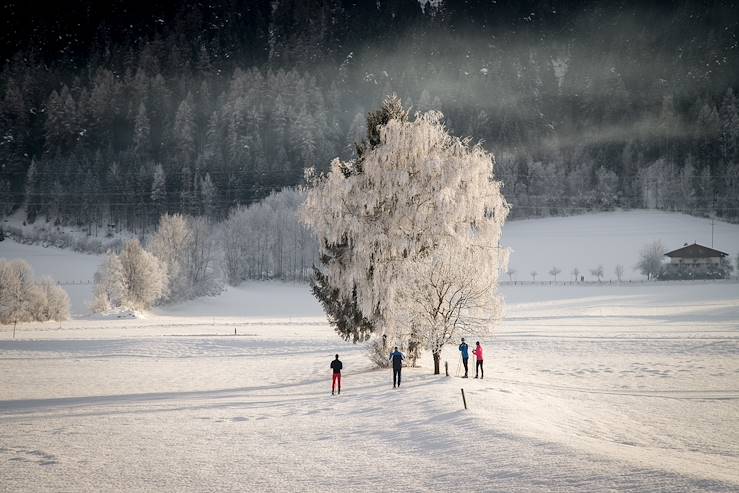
[711,218,714,248]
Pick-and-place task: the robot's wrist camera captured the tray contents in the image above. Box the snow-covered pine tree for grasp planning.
[303,96,509,372]
[200,173,217,219]
[150,163,167,221]
[174,97,196,164]
[133,102,151,158]
[303,96,409,344]
[24,160,39,223]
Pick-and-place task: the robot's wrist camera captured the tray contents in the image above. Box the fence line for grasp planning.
[499,279,738,287]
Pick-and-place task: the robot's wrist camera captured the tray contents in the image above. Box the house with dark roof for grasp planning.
[662,243,731,280]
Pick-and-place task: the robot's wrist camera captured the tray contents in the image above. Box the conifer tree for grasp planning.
[150,163,167,221]
[303,96,409,344]
[134,102,151,158]
[24,160,39,223]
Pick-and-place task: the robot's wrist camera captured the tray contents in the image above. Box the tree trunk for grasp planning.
[433,351,440,375]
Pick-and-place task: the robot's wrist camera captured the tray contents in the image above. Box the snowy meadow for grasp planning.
[1,212,738,491]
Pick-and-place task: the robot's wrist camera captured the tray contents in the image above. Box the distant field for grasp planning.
[2,210,738,317]
[502,210,739,281]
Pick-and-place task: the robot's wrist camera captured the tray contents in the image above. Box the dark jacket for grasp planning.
[389,351,405,369]
[330,359,343,374]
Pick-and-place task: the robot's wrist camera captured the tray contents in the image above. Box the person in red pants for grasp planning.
[330,354,343,395]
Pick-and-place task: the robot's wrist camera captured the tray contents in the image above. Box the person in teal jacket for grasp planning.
[389,347,405,388]
[458,337,469,378]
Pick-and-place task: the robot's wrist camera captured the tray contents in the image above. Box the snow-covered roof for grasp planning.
[664,243,728,258]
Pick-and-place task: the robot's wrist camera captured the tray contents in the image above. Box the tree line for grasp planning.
[1,0,738,230]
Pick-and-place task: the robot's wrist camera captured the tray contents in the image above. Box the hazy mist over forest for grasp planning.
[1,0,738,230]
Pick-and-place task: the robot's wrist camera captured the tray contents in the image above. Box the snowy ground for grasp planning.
[2,211,738,490]
[1,281,738,491]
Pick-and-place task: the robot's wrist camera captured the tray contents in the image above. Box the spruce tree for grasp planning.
[150,164,167,222]
[306,95,408,344]
[134,102,151,158]
[24,160,39,223]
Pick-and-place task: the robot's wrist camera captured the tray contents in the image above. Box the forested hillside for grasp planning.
[1,0,738,232]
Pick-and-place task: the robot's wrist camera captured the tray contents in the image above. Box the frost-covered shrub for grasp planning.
[367,336,390,368]
[92,240,167,311]
[0,260,70,324]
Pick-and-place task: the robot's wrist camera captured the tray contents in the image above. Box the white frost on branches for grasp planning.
[92,239,167,311]
[150,214,222,301]
[302,109,509,368]
[0,259,70,324]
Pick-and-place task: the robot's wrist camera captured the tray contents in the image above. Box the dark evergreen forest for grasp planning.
[1,0,738,233]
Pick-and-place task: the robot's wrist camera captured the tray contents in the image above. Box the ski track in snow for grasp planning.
[1,281,738,491]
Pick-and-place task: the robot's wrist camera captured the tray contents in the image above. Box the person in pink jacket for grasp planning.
[473,341,484,379]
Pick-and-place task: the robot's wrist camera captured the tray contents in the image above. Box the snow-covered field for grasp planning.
[503,210,739,281]
[1,281,738,491]
[1,210,738,491]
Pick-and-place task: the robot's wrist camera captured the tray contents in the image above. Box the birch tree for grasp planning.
[117,239,167,310]
[0,260,35,330]
[92,253,126,311]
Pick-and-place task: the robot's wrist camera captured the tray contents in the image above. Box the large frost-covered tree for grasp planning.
[303,97,509,372]
[304,96,409,344]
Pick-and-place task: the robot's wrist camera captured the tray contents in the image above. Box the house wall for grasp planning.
[670,257,721,265]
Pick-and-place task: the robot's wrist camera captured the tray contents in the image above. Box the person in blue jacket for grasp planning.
[389,346,405,388]
[458,337,469,378]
